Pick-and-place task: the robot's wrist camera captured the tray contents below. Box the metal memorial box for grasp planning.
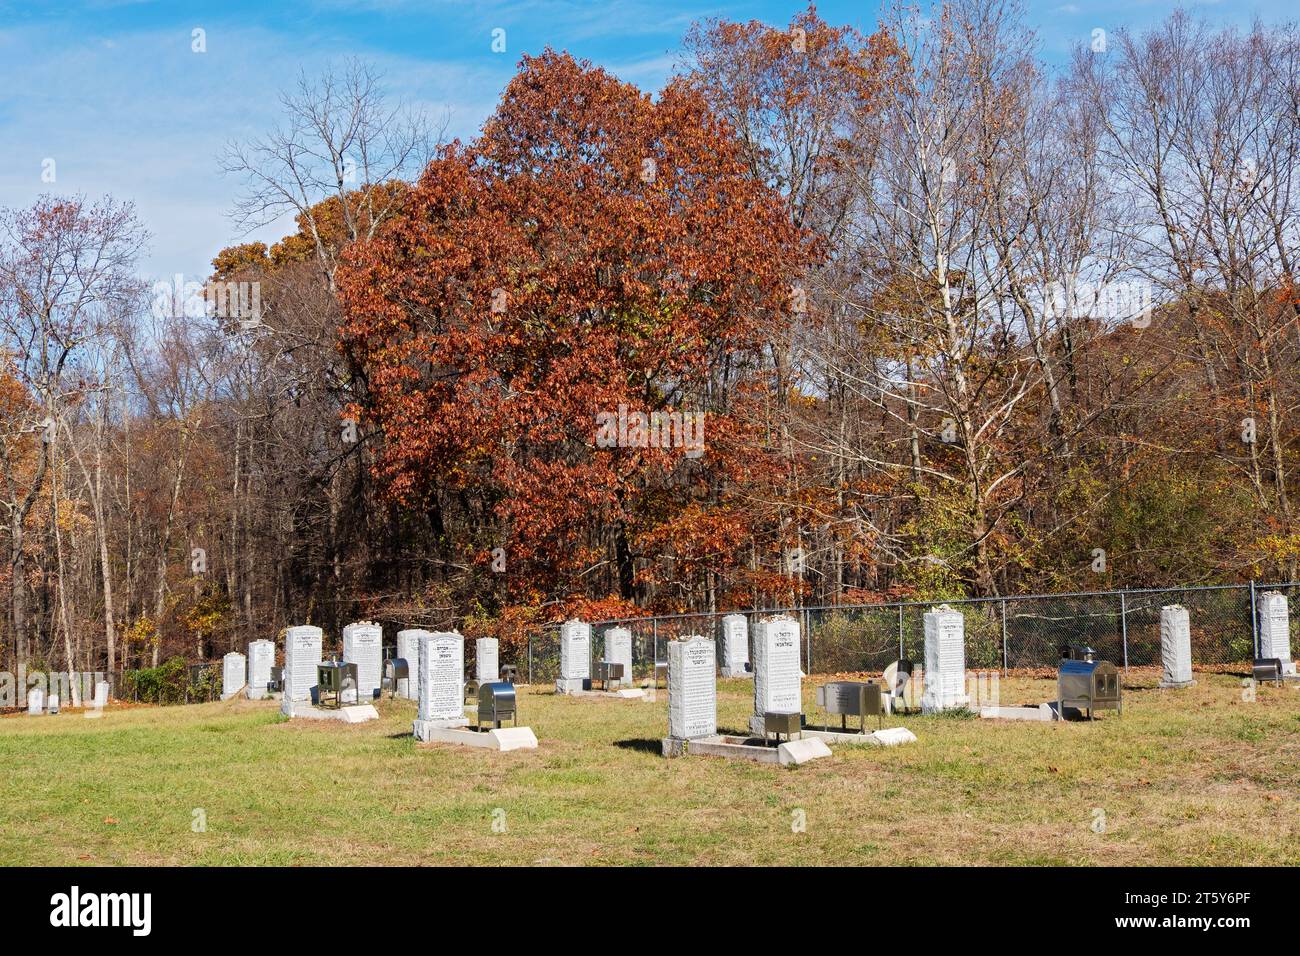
[476,681,517,729]
[762,711,802,742]
[814,680,882,732]
[317,661,358,709]
[1253,657,1283,686]
[1056,659,1121,719]
[384,657,409,698]
[592,660,625,691]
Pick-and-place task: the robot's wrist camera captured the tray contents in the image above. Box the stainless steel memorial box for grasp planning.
[1056,659,1121,719]
[476,681,517,729]
[814,680,882,733]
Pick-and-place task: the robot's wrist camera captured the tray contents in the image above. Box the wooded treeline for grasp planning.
[2,1,1299,681]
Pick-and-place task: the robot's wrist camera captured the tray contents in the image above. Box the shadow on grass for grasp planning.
[614,738,660,754]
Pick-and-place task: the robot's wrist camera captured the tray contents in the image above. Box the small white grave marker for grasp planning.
[27,688,44,716]
[221,651,246,700]
[396,629,427,700]
[1159,604,1195,688]
[556,619,591,694]
[603,627,633,688]
[1257,591,1293,672]
[720,613,751,678]
[476,637,500,683]
[922,605,968,713]
[247,639,274,699]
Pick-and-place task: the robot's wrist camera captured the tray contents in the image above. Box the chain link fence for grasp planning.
[525,581,1299,682]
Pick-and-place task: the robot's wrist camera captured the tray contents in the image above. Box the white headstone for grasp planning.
[1257,591,1292,666]
[396,629,427,700]
[603,627,633,688]
[247,639,275,699]
[418,631,466,722]
[47,693,59,714]
[668,636,717,740]
[720,613,750,677]
[751,615,802,733]
[343,621,383,702]
[1159,604,1194,687]
[476,637,500,683]
[93,681,109,708]
[27,687,44,716]
[922,605,968,713]
[221,652,247,700]
[557,619,591,693]
[281,625,324,715]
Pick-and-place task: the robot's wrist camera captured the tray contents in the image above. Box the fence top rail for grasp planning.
[535,580,1300,633]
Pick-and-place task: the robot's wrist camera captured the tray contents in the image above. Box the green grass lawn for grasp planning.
[1,671,1297,866]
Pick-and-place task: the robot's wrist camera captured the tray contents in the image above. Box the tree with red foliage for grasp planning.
[337,51,811,612]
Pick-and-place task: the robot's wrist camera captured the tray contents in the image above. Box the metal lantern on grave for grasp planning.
[316,660,359,709]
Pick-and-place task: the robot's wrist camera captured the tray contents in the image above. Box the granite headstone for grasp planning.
[1159,604,1195,688]
[343,621,383,702]
[281,625,324,715]
[922,605,968,713]
[668,635,717,740]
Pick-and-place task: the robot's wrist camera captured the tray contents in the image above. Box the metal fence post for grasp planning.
[528,636,533,685]
[804,607,812,673]
[898,605,904,659]
[1249,579,1259,657]
[1120,591,1129,673]
[652,618,659,665]
[1000,599,1008,676]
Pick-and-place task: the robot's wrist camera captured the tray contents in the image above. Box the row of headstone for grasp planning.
[557,614,751,692]
[273,621,504,712]
[668,609,970,747]
[555,620,653,692]
[25,686,79,717]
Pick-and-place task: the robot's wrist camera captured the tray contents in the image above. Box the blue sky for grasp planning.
[0,0,1290,282]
